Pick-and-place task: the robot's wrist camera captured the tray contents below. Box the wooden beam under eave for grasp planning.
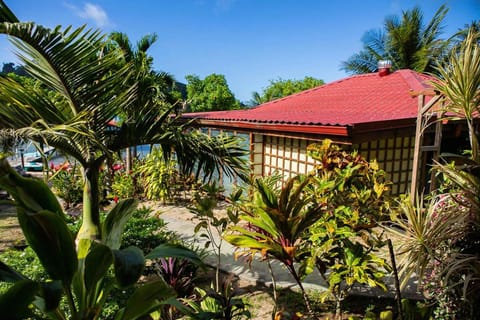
[409,89,439,97]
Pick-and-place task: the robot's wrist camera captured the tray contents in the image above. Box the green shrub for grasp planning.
[111,160,144,200]
[121,206,176,254]
[111,172,136,200]
[0,247,46,293]
[304,139,392,317]
[50,163,83,208]
[138,146,179,202]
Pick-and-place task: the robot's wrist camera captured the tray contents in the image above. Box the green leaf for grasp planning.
[194,221,208,233]
[0,279,39,319]
[17,208,77,284]
[0,158,63,217]
[145,243,203,265]
[102,198,139,249]
[120,278,175,320]
[329,272,342,286]
[0,1,19,23]
[240,211,279,238]
[255,178,278,209]
[84,242,113,293]
[34,280,63,312]
[0,260,26,282]
[113,246,145,288]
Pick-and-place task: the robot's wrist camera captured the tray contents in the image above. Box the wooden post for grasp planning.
[410,94,442,202]
[410,94,425,199]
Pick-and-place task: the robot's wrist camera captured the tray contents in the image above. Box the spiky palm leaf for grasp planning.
[385,195,468,289]
[0,21,136,166]
[431,28,480,161]
[225,175,323,314]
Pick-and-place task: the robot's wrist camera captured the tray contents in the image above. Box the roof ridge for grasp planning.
[260,72,376,107]
[396,69,434,92]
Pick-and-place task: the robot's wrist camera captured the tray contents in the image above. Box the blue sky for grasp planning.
[0,0,478,102]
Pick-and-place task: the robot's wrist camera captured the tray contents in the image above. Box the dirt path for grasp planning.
[0,204,25,252]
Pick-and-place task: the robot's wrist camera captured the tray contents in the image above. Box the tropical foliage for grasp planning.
[341,5,449,74]
[108,31,178,172]
[138,146,179,203]
[386,28,480,319]
[0,156,202,319]
[225,175,324,315]
[250,76,324,106]
[431,28,480,162]
[184,279,251,320]
[50,162,83,209]
[0,1,249,241]
[303,139,392,317]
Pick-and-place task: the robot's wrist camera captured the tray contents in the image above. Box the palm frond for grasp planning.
[136,33,158,53]
[0,0,18,23]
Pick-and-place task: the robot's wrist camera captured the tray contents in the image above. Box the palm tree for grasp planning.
[341,5,449,74]
[0,1,248,241]
[108,31,177,172]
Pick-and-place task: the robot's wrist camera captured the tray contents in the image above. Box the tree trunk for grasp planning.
[467,120,479,162]
[287,264,313,315]
[77,164,101,241]
[125,147,132,173]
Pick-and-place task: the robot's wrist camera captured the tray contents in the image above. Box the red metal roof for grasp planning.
[183,69,435,135]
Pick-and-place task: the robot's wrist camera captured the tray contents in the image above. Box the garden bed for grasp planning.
[0,201,426,319]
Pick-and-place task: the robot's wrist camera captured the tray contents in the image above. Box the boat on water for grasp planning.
[8,145,59,172]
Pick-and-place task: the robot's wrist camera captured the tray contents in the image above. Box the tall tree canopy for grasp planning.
[185,73,241,112]
[341,5,449,74]
[250,76,324,106]
[0,62,27,76]
[108,32,179,171]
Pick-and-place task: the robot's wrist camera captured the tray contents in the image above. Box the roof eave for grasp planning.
[194,119,350,137]
[351,118,416,134]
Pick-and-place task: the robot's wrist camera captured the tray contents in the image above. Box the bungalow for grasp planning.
[182,64,467,195]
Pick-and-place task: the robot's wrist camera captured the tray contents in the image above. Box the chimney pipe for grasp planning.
[378,60,392,76]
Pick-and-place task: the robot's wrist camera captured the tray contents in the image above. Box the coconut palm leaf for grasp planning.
[0,0,17,23]
[170,130,250,183]
[341,4,449,74]
[0,21,136,163]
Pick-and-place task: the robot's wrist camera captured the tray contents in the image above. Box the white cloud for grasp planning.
[66,2,110,27]
[80,3,109,27]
